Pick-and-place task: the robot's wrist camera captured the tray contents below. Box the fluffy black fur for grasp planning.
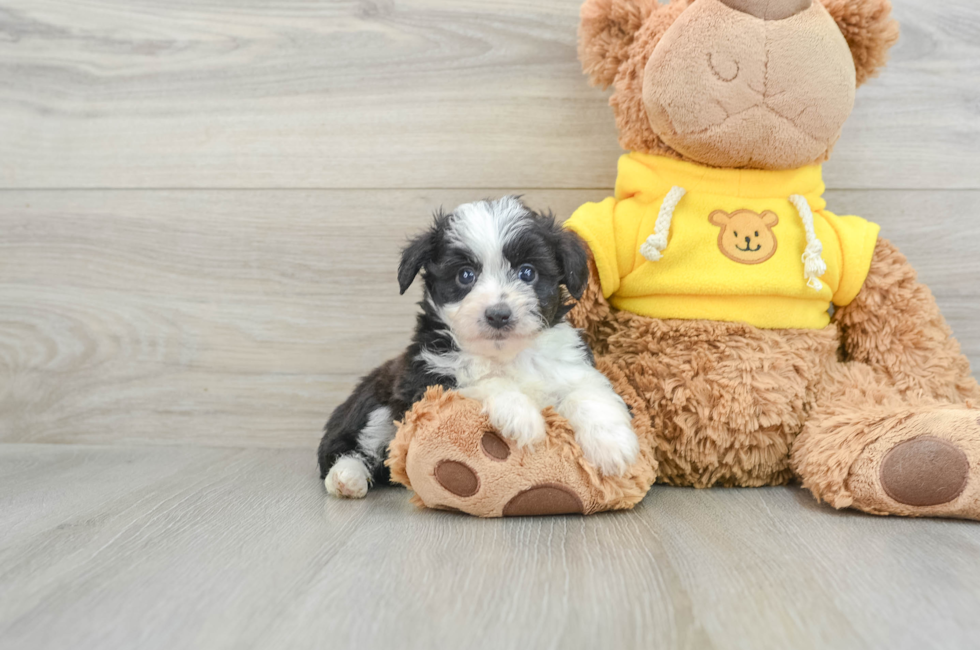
[317,199,590,486]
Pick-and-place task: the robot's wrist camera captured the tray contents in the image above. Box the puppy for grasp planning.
[318,196,638,498]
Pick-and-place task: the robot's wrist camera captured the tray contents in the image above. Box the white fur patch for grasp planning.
[358,406,396,462]
[324,455,371,499]
[447,196,528,277]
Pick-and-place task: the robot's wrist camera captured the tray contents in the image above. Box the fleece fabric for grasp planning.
[563,152,880,329]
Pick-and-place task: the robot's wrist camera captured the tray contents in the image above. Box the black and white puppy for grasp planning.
[318,196,638,498]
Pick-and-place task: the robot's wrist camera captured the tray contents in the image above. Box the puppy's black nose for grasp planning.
[484,303,512,329]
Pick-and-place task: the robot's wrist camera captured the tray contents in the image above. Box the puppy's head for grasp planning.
[398,196,588,358]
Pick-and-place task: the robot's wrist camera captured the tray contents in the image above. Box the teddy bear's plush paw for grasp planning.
[846,409,980,520]
[427,430,588,517]
[386,387,656,517]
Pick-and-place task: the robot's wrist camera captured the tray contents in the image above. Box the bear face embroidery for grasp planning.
[709,209,779,265]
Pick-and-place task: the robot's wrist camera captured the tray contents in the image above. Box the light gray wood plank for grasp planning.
[0,0,977,190]
[1,189,977,448]
[0,189,600,448]
[1,444,979,650]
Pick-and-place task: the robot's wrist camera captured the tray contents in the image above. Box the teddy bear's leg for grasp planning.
[386,366,657,518]
[834,238,980,403]
[792,361,980,520]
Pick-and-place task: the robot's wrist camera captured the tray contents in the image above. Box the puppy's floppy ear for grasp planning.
[579,0,660,88]
[819,0,899,86]
[397,216,443,295]
[556,228,590,301]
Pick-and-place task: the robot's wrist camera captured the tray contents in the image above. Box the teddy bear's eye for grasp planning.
[755,231,759,237]
[733,231,738,238]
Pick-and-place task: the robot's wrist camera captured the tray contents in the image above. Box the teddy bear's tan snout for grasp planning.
[718,0,812,21]
[642,0,856,170]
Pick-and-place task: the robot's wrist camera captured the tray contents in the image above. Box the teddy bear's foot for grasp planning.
[386,386,656,517]
[846,409,980,520]
[426,431,589,517]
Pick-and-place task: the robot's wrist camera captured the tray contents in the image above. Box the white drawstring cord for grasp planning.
[640,186,686,262]
[789,194,827,291]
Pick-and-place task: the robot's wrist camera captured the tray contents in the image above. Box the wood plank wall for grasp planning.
[1,0,978,449]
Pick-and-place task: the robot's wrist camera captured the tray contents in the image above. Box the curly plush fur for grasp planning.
[386,0,980,520]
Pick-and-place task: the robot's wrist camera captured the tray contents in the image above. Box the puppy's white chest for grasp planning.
[452,324,585,406]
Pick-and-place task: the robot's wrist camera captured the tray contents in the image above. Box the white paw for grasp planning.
[577,420,639,477]
[324,456,371,499]
[561,394,639,476]
[484,393,547,448]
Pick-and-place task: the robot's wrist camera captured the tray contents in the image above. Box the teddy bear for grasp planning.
[386,0,980,520]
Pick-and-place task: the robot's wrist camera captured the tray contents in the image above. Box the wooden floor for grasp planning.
[2,0,980,648]
[3,444,980,650]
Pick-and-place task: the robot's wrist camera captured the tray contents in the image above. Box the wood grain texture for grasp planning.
[1,189,977,448]
[0,0,978,190]
[1,444,979,650]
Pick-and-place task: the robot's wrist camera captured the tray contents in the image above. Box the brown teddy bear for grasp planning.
[387,0,980,519]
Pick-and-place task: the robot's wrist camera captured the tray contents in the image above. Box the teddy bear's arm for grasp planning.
[833,238,980,403]
[566,255,619,354]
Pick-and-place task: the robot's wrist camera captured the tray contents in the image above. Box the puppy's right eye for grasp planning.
[457,267,476,287]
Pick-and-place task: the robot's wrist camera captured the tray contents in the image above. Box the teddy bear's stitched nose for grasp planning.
[717,0,811,20]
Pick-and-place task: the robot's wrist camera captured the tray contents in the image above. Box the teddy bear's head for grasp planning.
[710,209,779,263]
[579,0,899,170]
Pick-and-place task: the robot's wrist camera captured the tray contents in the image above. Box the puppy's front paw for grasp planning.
[578,421,639,477]
[484,394,547,449]
[562,394,639,476]
[324,456,371,499]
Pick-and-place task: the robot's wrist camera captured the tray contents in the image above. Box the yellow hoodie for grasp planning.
[563,153,880,329]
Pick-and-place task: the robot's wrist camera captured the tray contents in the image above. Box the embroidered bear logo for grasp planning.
[709,209,779,265]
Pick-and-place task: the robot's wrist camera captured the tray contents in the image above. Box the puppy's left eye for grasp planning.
[518,264,536,283]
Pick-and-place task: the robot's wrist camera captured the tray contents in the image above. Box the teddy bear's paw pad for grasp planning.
[434,460,480,497]
[502,484,584,517]
[480,432,510,461]
[880,436,969,507]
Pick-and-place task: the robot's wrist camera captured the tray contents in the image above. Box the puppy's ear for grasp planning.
[397,219,441,295]
[579,0,660,88]
[556,229,590,301]
[819,0,899,86]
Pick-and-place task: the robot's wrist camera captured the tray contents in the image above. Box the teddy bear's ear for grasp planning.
[579,0,661,88]
[709,210,731,227]
[819,0,900,87]
[761,211,779,227]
